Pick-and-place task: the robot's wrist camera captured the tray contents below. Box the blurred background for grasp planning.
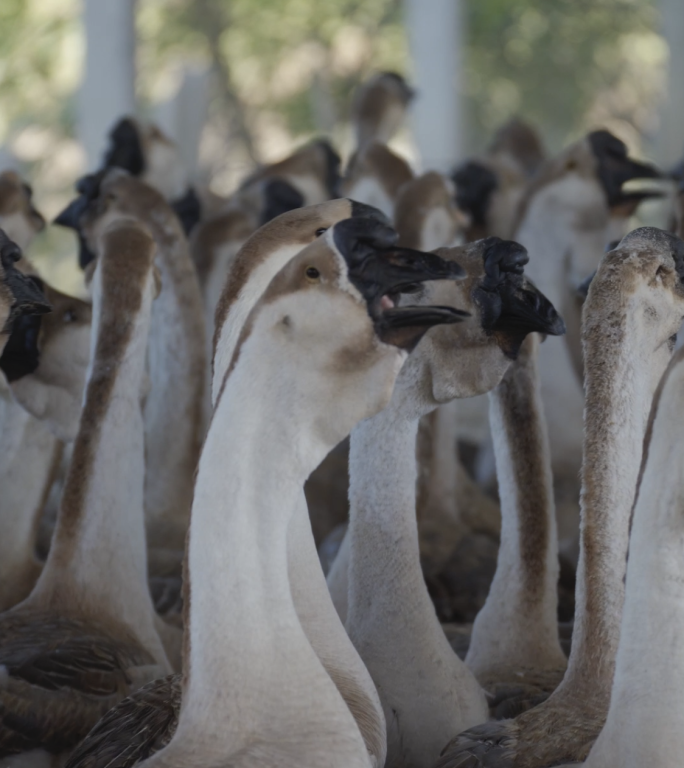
[1,0,682,291]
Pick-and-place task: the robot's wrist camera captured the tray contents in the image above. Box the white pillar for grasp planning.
[79,0,137,171]
[155,67,212,180]
[656,0,684,166]
[405,0,464,172]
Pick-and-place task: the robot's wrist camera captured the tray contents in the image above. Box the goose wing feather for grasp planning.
[0,612,158,756]
[64,674,180,768]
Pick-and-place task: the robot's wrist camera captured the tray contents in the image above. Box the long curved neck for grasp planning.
[32,269,157,643]
[584,353,684,765]
[562,302,666,698]
[0,402,58,611]
[178,350,369,765]
[144,230,206,549]
[347,402,429,625]
[466,334,564,675]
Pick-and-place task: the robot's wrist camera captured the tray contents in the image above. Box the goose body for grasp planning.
[0,220,170,762]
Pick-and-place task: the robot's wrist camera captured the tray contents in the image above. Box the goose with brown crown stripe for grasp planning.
[56,169,206,564]
[351,71,415,150]
[190,140,340,407]
[336,236,564,768]
[511,131,661,489]
[61,218,467,768]
[0,215,172,765]
[0,273,92,613]
[581,347,684,768]
[438,227,684,768]
[209,202,410,767]
[0,183,91,613]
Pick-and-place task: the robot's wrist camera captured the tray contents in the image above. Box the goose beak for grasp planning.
[474,237,564,359]
[589,130,662,206]
[332,217,470,351]
[54,173,103,270]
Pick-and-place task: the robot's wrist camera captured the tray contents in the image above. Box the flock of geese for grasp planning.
[0,70,684,768]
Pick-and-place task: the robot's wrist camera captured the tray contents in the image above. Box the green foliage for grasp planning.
[464,0,659,149]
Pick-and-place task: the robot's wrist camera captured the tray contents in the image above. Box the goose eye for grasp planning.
[305,266,320,281]
[63,309,77,323]
[315,227,327,237]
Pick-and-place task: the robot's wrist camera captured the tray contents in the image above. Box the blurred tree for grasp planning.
[464,0,659,151]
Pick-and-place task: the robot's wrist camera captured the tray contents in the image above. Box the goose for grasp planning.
[208,202,406,766]
[191,141,341,383]
[464,331,567,718]
[394,171,469,252]
[0,216,171,763]
[62,217,467,768]
[391,171,498,573]
[102,117,201,236]
[56,169,206,561]
[450,118,545,243]
[0,170,46,250]
[438,226,684,768]
[350,71,415,149]
[513,130,661,488]
[341,143,414,221]
[582,345,684,768]
[0,183,90,612]
[337,237,564,768]
[0,280,91,612]
[237,138,341,210]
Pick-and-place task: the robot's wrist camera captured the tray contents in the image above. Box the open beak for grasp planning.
[332,217,470,351]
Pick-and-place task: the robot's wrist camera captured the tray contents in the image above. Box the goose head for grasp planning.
[341,142,415,220]
[238,139,342,218]
[55,168,181,270]
[351,71,415,148]
[516,129,660,278]
[102,117,188,204]
[227,215,465,453]
[584,227,684,390]
[398,236,564,405]
[488,117,546,179]
[0,170,46,251]
[0,231,51,362]
[450,119,546,241]
[394,171,469,251]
